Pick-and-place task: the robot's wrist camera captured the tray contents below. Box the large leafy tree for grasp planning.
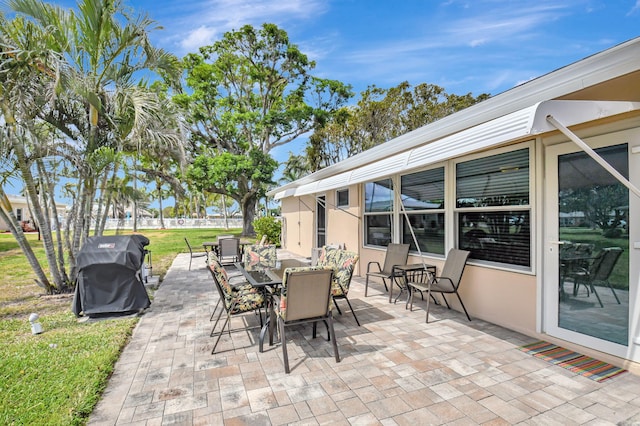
[176,23,352,236]
[294,81,490,173]
[0,0,183,292]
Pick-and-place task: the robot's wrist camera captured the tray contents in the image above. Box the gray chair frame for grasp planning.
[208,264,264,354]
[276,268,339,374]
[218,237,241,264]
[365,243,410,296]
[184,237,207,270]
[407,248,471,323]
[570,247,622,307]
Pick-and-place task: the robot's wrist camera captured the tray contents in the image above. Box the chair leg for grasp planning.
[327,313,340,364]
[280,319,290,374]
[365,275,369,297]
[210,305,226,336]
[455,293,472,321]
[606,281,621,304]
[339,296,360,326]
[333,298,343,315]
[210,298,221,321]
[188,256,192,271]
[425,287,432,323]
[211,316,230,354]
[259,317,270,353]
[589,284,604,308]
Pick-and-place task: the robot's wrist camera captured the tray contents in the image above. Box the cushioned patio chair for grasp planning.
[365,243,410,296]
[184,237,207,270]
[244,244,277,267]
[274,266,339,373]
[208,259,264,354]
[407,248,471,323]
[318,246,361,326]
[207,253,256,321]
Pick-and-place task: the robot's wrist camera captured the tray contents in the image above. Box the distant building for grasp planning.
[0,195,67,232]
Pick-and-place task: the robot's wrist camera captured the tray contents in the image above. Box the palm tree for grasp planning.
[1,0,183,291]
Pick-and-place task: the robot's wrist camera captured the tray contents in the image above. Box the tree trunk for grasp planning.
[13,139,66,292]
[0,190,54,292]
[240,195,257,237]
[222,195,229,229]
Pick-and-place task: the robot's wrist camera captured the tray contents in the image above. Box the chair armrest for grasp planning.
[367,261,382,273]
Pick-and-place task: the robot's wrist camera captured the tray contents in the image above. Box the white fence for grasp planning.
[100,218,244,230]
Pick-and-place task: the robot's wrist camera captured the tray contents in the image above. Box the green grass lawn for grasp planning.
[0,228,245,425]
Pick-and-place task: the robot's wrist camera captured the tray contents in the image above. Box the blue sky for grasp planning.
[6,0,640,207]
[128,0,640,162]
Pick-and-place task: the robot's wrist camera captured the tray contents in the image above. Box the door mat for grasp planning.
[518,341,626,382]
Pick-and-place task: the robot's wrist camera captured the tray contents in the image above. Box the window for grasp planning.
[456,148,531,267]
[364,179,393,247]
[16,208,23,222]
[336,189,349,208]
[400,167,445,255]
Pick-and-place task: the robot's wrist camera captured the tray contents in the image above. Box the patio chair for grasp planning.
[184,237,207,270]
[273,266,339,373]
[208,259,264,354]
[568,247,622,307]
[365,243,410,297]
[218,237,241,265]
[207,254,256,321]
[407,248,471,323]
[318,246,361,326]
[244,244,277,267]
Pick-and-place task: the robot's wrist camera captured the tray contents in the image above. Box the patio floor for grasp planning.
[88,251,640,425]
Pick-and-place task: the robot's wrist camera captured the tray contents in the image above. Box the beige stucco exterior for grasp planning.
[274,38,640,371]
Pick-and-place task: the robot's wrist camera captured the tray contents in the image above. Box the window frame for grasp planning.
[336,188,349,208]
[399,165,446,256]
[363,178,394,248]
[453,142,533,269]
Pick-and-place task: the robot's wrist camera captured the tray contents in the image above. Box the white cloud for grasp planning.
[180,26,219,51]
[628,0,640,15]
[171,0,328,53]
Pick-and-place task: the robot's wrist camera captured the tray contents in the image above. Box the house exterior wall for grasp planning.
[278,114,639,369]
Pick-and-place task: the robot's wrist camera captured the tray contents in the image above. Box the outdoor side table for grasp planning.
[391,263,436,304]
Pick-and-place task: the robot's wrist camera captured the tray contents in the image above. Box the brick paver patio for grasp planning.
[88,252,640,425]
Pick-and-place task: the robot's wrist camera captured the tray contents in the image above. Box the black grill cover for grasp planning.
[72,235,151,317]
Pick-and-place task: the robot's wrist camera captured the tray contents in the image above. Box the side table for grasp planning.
[390,263,436,304]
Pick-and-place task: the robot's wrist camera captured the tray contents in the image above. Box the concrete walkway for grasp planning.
[88,252,640,425]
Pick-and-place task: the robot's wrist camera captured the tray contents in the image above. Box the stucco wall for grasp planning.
[357,248,537,335]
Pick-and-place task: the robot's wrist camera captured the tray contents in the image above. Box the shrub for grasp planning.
[253,216,281,245]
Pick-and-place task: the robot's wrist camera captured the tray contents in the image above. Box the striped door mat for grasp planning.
[518,341,626,382]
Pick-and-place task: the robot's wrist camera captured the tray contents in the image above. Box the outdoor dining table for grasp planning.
[234,258,309,350]
[391,263,436,304]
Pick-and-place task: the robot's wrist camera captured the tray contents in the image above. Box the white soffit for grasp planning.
[274,100,640,200]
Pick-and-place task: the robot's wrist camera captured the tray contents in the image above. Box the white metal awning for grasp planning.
[273,100,640,200]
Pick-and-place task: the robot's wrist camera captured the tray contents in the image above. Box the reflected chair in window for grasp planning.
[208,259,264,354]
[407,248,471,323]
[274,267,339,373]
[184,237,207,270]
[365,243,410,297]
[569,247,622,307]
[218,237,241,265]
[244,244,277,267]
[318,247,360,326]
